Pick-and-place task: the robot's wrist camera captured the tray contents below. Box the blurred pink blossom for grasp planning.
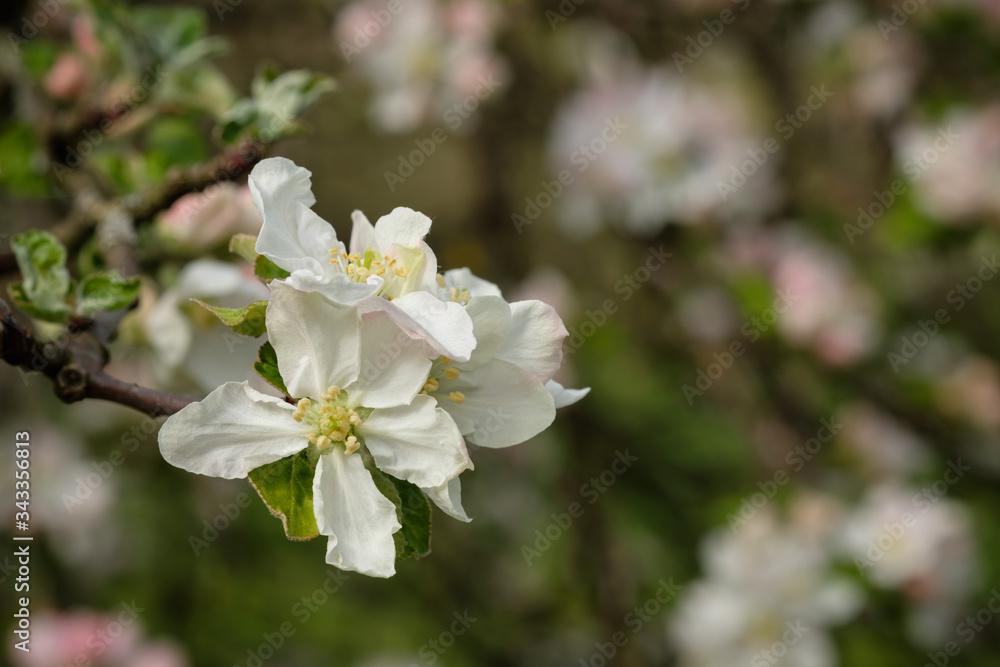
[157,184,262,249]
[549,63,777,236]
[896,105,1000,222]
[45,53,91,101]
[72,14,103,60]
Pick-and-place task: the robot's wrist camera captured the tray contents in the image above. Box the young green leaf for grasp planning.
[254,254,291,282]
[10,230,72,322]
[76,271,141,315]
[229,233,258,264]
[191,299,267,338]
[253,341,288,395]
[248,450,319,540]
[389,476,432,560]
[362,453,433,562]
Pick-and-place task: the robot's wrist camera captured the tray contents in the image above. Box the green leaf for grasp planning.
[146,118,209,175]
[191,299,267,338]
[229,233,258,264]
[389,476,432,560]
[219,68,335,145]
[10,230,72,322]
[0,123,49,197]
[8,284,70,322]
[254,255,291,282]
[248,450,319,540]
[253,341,288,395]
[76,271,141,315]
[362,454,433,562]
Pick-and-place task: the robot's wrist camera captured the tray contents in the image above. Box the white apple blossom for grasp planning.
[333,0,506,133]
[144,259,270,392]
[248,157,475,362]
[838,483,977,642]
[159,283,471,577]
[416,269,589,521]
[670,497,863,667]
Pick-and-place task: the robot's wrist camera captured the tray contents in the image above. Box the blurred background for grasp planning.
[3,0,1000,665]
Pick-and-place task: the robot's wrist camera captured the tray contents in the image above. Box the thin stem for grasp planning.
[0,300,195,419]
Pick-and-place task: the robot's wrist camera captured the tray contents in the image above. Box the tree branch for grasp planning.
[0,299,195,418]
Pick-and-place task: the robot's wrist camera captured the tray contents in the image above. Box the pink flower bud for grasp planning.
[157,184,263,249]
[44,53,90,101]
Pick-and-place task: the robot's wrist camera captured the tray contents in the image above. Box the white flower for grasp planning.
[416,271,589,521]
[670,502,862,667]
[248,157,475,362]
[159,283,471,577]
[144,259,270,392]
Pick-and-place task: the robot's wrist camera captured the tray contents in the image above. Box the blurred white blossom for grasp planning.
[670,496,863,667]
[334,0,506,133]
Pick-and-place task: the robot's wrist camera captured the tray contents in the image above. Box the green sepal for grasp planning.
[191,299,267,338]
[248,450,319,541]
[361,452,433,562]
[254,255,291,282]
[253,340,288,395]
[229,233,258,263]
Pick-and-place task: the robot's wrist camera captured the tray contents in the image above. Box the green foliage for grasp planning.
[76,271,141,316]
[254,255,291,282]
[363,454,433,562]
[219,68,336,144]
[253,341,288,395]
[229,233,259,264]
[9,231,72,322]
[0,124,49,197]
[191,299,268,338]
[145,118,209,176]
[248,451,320,541]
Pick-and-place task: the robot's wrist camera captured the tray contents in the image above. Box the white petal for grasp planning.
[373,207,432,248]
[443,267,503,298]
[146,294,191,368]
[249,158,343,273]
[313,450,400,578]
[361,292,476,362]
[348,210,378,256]
[360,395,471,488]
[175,259,247,299]
[546,379,591,409]
[439,360,555,448]
[266,282,360,399]
[349,310,433,409]
[284,268,382,306]
[463,296,511,368]
[158,381,307,479]
[494,300,568,381]
[423,477,471,523]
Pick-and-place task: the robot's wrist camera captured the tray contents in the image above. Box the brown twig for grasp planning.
[0,299,195,418]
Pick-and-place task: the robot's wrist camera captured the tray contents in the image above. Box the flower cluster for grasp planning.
[158,157,587,577]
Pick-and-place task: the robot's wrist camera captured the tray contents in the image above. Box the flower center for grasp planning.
[329,247,408,290]
[435,274,470,305]
[292,386,363,455]
[421,356,465,404]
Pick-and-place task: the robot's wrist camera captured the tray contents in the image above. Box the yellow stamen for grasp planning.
[444,367,460,380]
[344,435,359,456]
[423,378,439,393]
[449,391,466,403]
